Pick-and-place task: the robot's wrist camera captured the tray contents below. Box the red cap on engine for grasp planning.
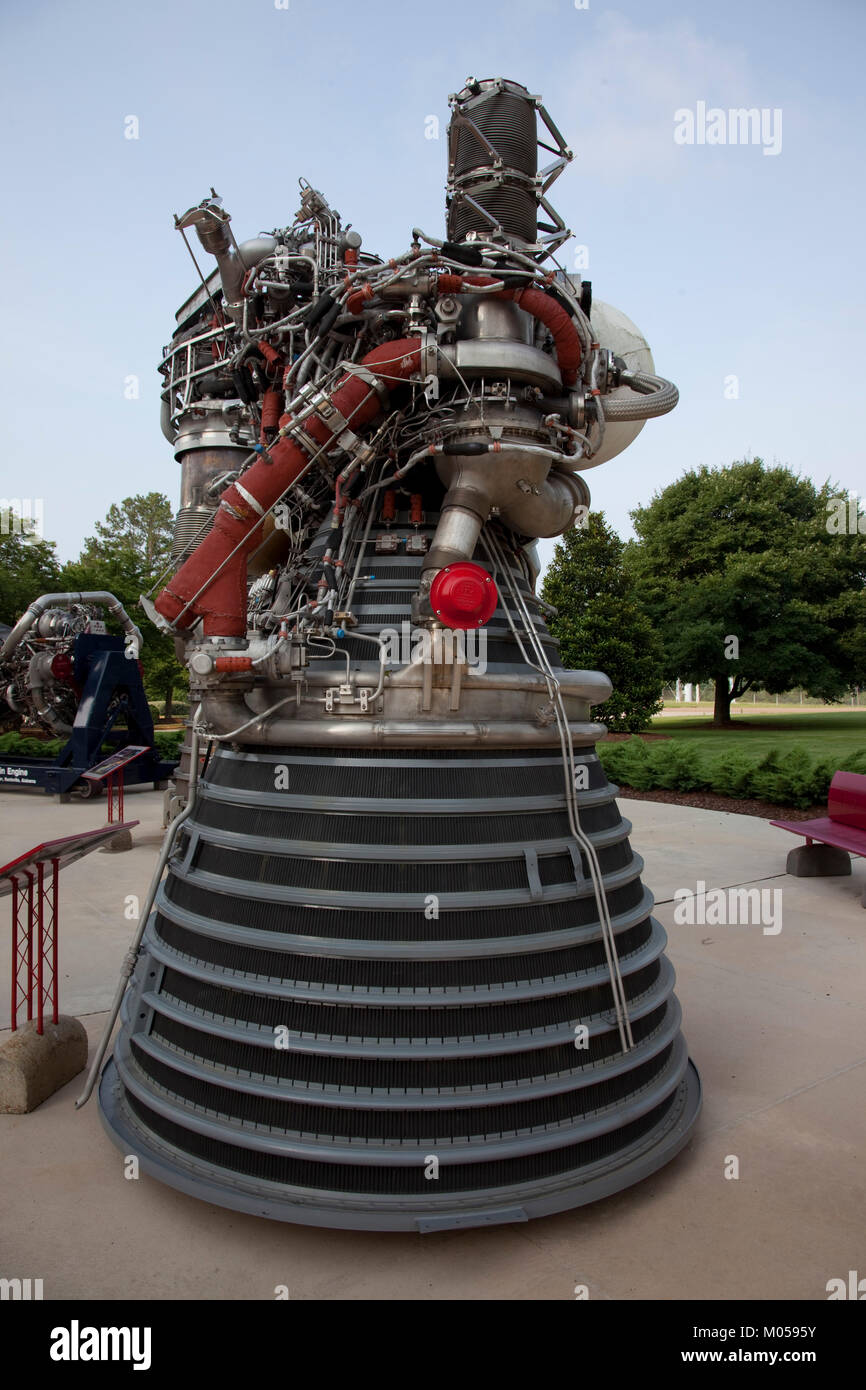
[430,561,498,629]
[50,652,75,684]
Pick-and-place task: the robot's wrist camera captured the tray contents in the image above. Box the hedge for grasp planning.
[0,730,183,762]
[597,738,866,809]
[0,732,63,758]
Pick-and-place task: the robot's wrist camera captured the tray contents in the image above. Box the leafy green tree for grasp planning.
[79,492,174,574]
[0,523,63,624]
[626,459,866,726]
[60,493,187,719]
[542,511,665,732]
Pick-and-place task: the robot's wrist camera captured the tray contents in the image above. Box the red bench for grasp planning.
[771,770,866,906]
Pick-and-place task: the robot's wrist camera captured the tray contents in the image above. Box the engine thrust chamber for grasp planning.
[99,520,700,1231]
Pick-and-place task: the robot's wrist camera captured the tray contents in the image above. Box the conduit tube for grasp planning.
[155,338,422,636]
[1,593,143,661]
[436,275,582,386]
[601,371,679,421]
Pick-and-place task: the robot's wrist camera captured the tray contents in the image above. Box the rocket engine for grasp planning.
[1,593,142,738]
[98,78,700,1231]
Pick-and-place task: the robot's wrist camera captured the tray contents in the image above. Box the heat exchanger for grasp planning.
[97,77,700,1231]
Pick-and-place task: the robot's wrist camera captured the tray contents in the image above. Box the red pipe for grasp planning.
[155,338,422,636]
[257,342,282,368]
[347,283,374,315]
[436,274,581,386]
[260,388,283,439]
[214,655,254,672]
[506,286,581,386]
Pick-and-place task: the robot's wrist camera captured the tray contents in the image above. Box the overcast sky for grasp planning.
[1,0,863,572]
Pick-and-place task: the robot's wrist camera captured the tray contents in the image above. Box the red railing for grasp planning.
[1,823,139,1032]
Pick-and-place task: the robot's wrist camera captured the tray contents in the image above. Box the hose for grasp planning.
[602,373,679,421]
[481,528,633,1052]
[436,275,582,387]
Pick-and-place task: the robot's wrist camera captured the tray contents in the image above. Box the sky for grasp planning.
[1,0,863,575]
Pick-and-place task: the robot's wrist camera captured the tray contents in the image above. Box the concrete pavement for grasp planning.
[1,788,863,1300]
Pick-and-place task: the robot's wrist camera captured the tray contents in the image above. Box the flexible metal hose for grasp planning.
[481,528,634,1052]
[602,373,679,421]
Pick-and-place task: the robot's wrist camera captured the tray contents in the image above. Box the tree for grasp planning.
[626,459,866,726]
[0,524,62,624]
[542,511,665,732]
[79,492,174,574]
[60,493,187,719]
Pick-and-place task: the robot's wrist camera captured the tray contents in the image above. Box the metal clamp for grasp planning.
[340,362,390,407]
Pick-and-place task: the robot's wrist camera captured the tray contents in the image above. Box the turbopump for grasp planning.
[96,77,701,1232]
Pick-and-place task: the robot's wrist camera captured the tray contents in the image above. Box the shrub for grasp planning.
[645,741,708,791]
[154,731,183,760]
[808,758,836,804]
[598,738,655,789]
[704,750,755,798]
[840,747,866,775]
[755,746,818,809]
[0,731,64,758]
[599,736,840,807]
[748,749,789,804]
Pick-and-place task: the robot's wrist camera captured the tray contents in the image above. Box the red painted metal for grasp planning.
[51,859,58,1026]
[260,388,283,438]
[430,561,498,629]
[154,338,423,636]
[83,745,149,825]
[771,771,866,858]
[214,655,254,672]
[25,869,34,1023]
[10,875,17,1028]
[36,861,45,1032]
[827,771,866,830]
[435,276,582,385]
[104,770,125,823]
[2,823,139,1030]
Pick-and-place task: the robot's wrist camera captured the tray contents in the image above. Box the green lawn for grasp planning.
[650,712,866,763]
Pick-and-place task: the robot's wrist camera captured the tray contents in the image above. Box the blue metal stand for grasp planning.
[0,635,177,795]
